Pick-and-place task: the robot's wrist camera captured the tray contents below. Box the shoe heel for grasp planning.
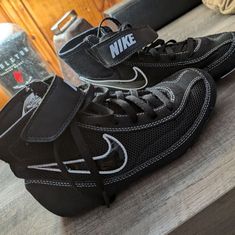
[25,181,103,217]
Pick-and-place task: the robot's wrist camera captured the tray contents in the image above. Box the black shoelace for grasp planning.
[82,84,174,123]
[97,17,196,60]
[52,84,173,207]
[53,131,111,207]
[143,37,196,59]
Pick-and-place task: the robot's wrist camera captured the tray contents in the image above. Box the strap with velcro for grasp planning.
[21,76,85,143]
[88,26,157,68]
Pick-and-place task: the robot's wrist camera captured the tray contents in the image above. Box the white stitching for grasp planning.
[153,86,175,102]
[159,51,188,56]
[25,179,96,188]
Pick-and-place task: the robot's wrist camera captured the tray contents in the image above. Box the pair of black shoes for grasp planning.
[0,18,234,216]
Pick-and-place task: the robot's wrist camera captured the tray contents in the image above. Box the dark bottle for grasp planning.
[0,23,52,109]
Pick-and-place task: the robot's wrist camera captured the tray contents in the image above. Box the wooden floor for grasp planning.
[0,5,235,235]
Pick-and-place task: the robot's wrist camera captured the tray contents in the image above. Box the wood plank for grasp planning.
[0,86,11,109]
[0,5,11,22]
[169,189,235,235]
[158,4,235,40]
[0,5,235,235]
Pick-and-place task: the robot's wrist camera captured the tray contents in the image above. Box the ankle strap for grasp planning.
[21,77,85,143]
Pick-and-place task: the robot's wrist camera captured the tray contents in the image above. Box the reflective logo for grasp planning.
[80,67,148,90]
[28,134,128,175]
[110,33,136,58]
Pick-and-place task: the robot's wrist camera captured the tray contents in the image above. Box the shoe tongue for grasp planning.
[172,40,196,52]
[155,38,196,53]
[99,31,116,42]
[85,26,114,44]
[86,30,116,46]
[105,90,163,115]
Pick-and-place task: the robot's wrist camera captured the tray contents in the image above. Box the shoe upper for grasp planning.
[59,18,235,89]
[0,68,216,210]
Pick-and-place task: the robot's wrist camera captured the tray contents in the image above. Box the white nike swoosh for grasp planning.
[27,134,128,175]
[80,66,148,90]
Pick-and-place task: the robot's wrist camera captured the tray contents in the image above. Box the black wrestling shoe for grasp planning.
[59,18,235,90]
[0,68,216,217]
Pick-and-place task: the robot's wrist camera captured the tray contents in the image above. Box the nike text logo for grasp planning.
[28,134,128,175]
[110,33,136,59]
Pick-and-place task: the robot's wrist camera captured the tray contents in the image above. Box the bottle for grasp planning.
[51,10,91,86]
[0,23,52,109]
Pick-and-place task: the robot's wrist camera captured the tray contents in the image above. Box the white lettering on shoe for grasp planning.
[110,33,136,59]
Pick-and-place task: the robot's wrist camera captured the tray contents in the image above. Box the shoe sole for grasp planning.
[220,66,235,79]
